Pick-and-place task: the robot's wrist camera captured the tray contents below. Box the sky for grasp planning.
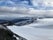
[0,0,53,10]
[0,0,53,16]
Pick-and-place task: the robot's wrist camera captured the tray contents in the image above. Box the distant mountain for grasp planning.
[0,17,37,26]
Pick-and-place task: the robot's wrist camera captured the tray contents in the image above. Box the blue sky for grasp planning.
[0,0,53,17]
[0,0,53,10]
[0,0,31,7]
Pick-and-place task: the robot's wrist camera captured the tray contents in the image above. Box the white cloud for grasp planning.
[0,0,53,17]
[0,0,16,6]
[0,0,53,9]
[32,0,53,7]
[21,1,29,5]
[0,6,29,14]
[0,6,53,18]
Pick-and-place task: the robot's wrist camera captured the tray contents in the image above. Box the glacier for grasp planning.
[0,13,53,40]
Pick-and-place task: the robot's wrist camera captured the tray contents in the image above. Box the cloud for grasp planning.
[0,0,30,6]
[31,0,53,9]
[0,6,29,14]
[0,0,53,18]
[0,0,53,10]
[0,6,53,18]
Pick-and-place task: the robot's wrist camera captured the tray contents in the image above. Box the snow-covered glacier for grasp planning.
[0,13,53,40]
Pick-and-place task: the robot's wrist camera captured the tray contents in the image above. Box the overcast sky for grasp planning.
[0,0,53,17]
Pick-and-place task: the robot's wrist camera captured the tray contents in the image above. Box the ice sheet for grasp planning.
[8,18,53,40]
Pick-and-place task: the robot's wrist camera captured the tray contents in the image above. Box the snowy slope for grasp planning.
[8,18,53,40]
[0,13,53,40]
